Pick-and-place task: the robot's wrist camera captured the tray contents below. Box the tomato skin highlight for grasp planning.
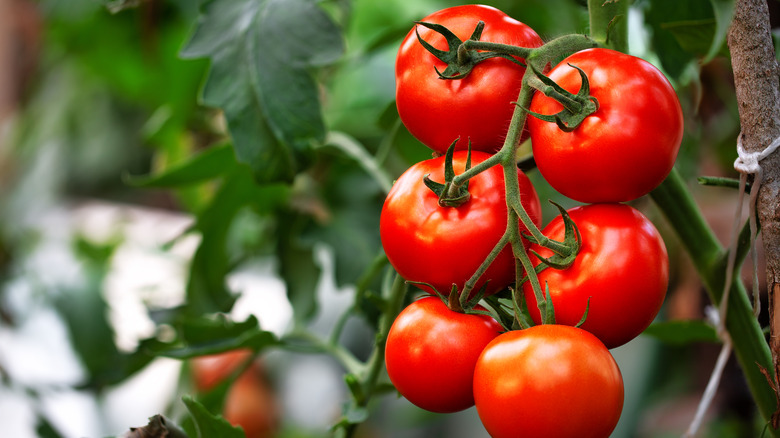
[395,4,543,154]
[385,296,503,413]
[524,203,669,349]
[380,151,541,296]
[528,48,683,203]
[473,325,624,438]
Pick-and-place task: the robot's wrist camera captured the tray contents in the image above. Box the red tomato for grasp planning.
[223,366,280,438]
[523,203,669,348]
[473,325,624,438]
[385,296,503,413]
[190,350,280,438]
[190,349,253,392]
[527,48,683,203]
[396,4,543,154]
[380,151,541,296]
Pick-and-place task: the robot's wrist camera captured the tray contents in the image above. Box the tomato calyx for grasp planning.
[414,20,525,80]
[523,63,599,132]
[423,140,473,207]
[524,201,581,270]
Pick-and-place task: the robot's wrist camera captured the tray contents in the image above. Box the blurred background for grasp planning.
[1,0,778,437]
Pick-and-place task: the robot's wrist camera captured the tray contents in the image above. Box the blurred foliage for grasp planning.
[0,0,772,437]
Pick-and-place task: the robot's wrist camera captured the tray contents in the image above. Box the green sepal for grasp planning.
[575,297,591,328]
[415,20,524,80]
[541,282,557,325]
[524,63,599,132]
[423,139,473,208]
[524,201,581,270]
[511,286,536,330]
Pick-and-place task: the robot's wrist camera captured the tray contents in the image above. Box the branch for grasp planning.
[727,0,780,428]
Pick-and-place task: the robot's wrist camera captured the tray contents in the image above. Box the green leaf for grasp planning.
[182,396,246,438]
[180,0,345,183]
[185,168,288,315]
[644,0,714,79]
[705,0,735,62]
[642,319,720,345]
[126,142,237,188]
[277,211,322,323]
[152,315,278,359]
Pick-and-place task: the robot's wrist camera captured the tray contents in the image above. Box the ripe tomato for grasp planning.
[396,4,543,154]
[190,350,280,438]
[523,203,669,348]
[223,366,280,438]
[385,296,503,413]
[527,48,683,203]
[473,325,624,438]
[191,349,253,392]
[380,150,541,296]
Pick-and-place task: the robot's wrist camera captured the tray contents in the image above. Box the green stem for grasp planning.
[651,170,778,433]
[282,330,365,376]
[460,227,512,304]
[587,0,629,52]
[360,274,407,392]
[461,39,534,58]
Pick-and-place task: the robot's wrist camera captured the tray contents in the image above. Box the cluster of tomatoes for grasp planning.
[380,4,683,438]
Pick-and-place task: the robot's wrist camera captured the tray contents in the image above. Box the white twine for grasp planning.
[684,131,780,438]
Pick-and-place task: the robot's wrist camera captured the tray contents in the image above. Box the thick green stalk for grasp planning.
[651,171,778,431]
[588,0,629,51]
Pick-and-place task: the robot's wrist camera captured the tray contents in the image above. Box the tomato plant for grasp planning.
[395,4,543,154]
[523,203,669,349]
[473,324,624,438]
[380,150,541,297]
[384,296,503,413]
[527,48,683,203]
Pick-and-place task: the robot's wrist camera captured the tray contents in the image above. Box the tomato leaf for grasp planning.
[705,0,735,63]
[180,0,345,183]
[151,315,278,359]
[643,0,717,79]
[276,211,322,323]
[125,142,237,188]
[182,396,245,438]
[642,319,720,345]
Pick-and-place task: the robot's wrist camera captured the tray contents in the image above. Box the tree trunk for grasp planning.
[727,0,780,426]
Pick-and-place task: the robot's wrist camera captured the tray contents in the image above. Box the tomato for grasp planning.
[385,296,503,413]
[473,325,624,438]
[223,366,280,438]
[396,5,543,154]
[527,48,683,203]
[380,150,541,296]
[190,350,280,438]
[191,349,253,392]
[523,203,669,348]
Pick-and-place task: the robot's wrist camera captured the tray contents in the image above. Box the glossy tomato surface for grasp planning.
[380,151,541,296]
[523,203,669,348]
[385,296,503,413]
[527,48,683,203]
[473,325,624,438]
[396,4,543,154]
